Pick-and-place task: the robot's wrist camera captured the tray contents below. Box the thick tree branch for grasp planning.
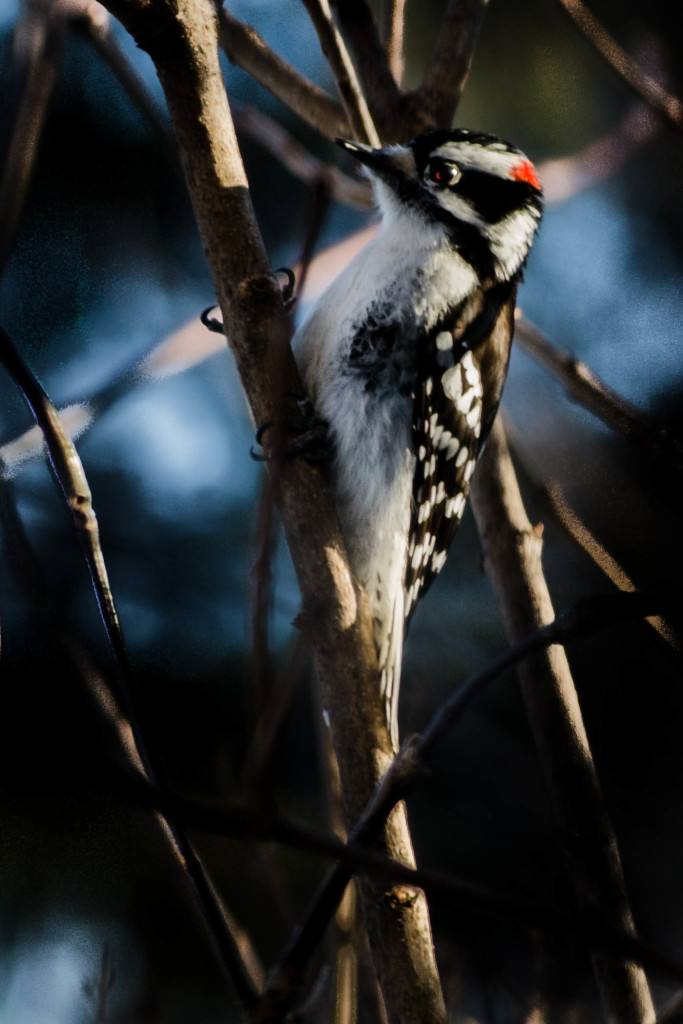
[96,2,445,1021]
[469,416,655,1024]
[219,8,349,138]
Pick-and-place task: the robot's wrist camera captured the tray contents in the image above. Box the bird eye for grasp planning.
[426,160,461,187]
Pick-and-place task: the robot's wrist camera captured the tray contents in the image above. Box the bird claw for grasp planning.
[201,268,296,336]
[275,267,297,311]
[251,395,332,464]
[200,305,225,334]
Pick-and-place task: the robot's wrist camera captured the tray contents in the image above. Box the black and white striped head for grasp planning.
[337,129,543,283]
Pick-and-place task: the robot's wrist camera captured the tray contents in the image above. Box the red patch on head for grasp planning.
[510,158,541,190]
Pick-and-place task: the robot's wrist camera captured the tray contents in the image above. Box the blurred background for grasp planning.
[0,0,682,1020]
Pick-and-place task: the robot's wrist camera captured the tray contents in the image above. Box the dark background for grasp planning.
[0,0,682,1020]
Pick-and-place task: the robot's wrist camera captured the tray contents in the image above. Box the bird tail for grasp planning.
[378,589,405,751]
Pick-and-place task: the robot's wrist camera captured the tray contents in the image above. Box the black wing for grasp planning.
[403,281,517,624]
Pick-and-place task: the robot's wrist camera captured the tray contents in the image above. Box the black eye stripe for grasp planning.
[457,169,540,222]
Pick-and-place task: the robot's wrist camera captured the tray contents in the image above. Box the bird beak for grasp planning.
[335,138,412,181]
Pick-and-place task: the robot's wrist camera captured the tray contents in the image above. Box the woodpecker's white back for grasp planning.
[294,129,543,748]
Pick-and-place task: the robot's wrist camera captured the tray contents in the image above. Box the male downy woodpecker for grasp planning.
[294,129,543,749]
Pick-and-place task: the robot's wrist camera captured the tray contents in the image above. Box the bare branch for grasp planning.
[469,416,655,1023]
[234,104,372,208]
[71,3,179,163]
[659,988,683,1024]
[538,101,660,204]
[0,325,262,1014]
[555,0,683,133]
[515,317,683,475]
[93,2,446,1021]
[382,0,407,84]
[0,0,65,276]
[416,0,489,129]
[332,0,405,139]
[219,8,348,138]
[300,0,380,145]
[120,589,683,990]
[504,419,680,651]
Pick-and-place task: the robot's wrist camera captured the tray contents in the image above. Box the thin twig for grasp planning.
[658,988,683,1024]
[253,582,674,1019]
[0,458,145,777]
[118,590,683,988]
[555,0,683,133]
[415,0,489,129]
[219,8,348,139]
[515,316,683,475]
[538,101,660,204]
[234,104,372,208]
[332,0,405,139]
[71,4,179,165]
[504,417,680,651]
[0,325,262,1014]
[300,0,380,146]
[470,417,655,1023]
[0,0,66,276]
[382,0,407,84]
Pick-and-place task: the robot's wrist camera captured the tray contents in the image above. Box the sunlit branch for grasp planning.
[219,7,349,138]
[515,317,683,475]
[92,2,446,1021]
[300,0,380,145]
[382,0,407,84]
[416,0,489,129]
[555,0,683,133]
[332,0,405,139]
[0,325,262,1015]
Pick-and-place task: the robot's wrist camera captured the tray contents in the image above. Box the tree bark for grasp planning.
[97,1,446,1020]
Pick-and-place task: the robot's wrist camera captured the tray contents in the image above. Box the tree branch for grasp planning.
[300,0,380,145]
[219,7,349,138]
[504,419,680,651]
[469,416,655,1024]
[233,103,372,208]
[382,0,407,85]
[0,0,65,277]
[332,0,406,140]
[95,2,445,1021]
[516,317,683,475]
[555,0,683,133]
[415,0,489,129]
[0,325,262,1014]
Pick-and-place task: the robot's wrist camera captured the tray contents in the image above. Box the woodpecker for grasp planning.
[294,129,543,748]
